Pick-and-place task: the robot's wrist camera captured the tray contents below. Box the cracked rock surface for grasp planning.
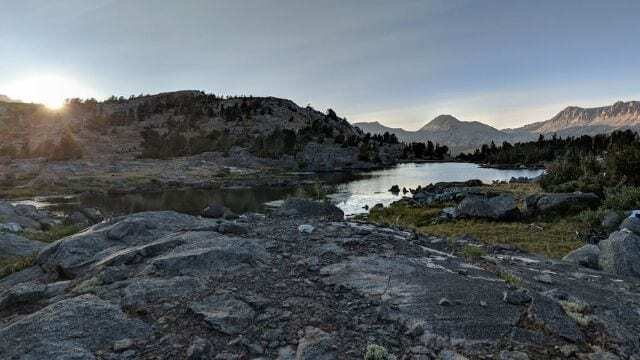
[1,208,639,359]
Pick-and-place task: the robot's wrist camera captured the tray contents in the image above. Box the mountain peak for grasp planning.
[419,114,464,131]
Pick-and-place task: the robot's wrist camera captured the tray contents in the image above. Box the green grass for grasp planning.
[461,244,487,260]
[22,224,81,243]
[497,270,522,285]
[367,190,587,259]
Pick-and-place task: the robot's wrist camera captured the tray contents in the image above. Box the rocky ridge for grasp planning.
[0,199,639,359]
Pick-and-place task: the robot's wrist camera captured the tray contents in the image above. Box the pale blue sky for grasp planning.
[1,0,639,129]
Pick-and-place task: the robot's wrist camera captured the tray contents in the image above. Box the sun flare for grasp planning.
[4,74,91,110]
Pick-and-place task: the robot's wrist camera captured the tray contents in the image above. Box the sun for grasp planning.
[4,74,91,110]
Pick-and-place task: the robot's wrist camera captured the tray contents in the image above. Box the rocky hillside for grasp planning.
[0,95,13,103]
[0,199,638,359]
[0,91,403,169]
[517,101,640,136]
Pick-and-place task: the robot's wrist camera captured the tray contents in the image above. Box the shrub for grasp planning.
[461,245,486,259]
[364,344,395,360]
[603,186,640,210]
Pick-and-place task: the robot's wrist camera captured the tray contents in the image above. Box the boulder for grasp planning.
[202,203,227,219]
[562,244,600,270]
[457,195,520,220]
[598,230,640,278]
[619,214,640,235]
[524,193,600,215]
[0,232,46,257]
[274,198,344,221]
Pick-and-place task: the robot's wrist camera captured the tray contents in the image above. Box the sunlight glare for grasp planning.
[4,74,91,110]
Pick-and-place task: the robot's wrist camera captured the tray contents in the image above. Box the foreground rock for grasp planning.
[0,207,639,359]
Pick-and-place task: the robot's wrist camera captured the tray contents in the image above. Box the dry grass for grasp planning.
[0,255,36,279]
[367,183,587,259]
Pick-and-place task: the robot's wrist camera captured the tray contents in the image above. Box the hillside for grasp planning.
[517,101,640,136]
[0,95,12,103]
[356,101,640,154]
[0,91,403,168]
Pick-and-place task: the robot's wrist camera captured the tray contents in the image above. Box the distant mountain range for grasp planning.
[354,101,640,153]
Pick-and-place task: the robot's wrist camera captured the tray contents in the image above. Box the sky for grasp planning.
[1,0,639,129]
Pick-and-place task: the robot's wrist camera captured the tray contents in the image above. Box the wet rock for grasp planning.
[275,198,344,221]
[562,244,600,270]
[0,232,46,257]
[295,326,337,360]
[0,294,152,358]
[525,193,600,215]
[598,230,640,277]
[457,194,520,220]
[189,294,255,335]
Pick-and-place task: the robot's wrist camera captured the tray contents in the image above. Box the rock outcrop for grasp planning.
[0,210,639,359]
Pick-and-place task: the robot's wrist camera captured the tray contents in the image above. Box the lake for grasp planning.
[330,162,543,215]
[13,162,543,217]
